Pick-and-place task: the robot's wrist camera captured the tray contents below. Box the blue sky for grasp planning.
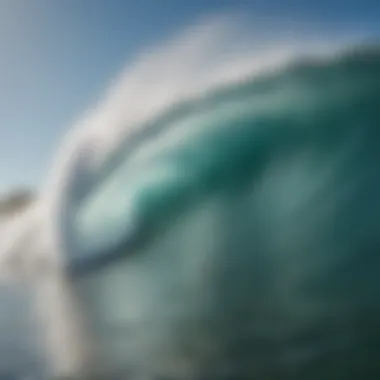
[0,0,379,193]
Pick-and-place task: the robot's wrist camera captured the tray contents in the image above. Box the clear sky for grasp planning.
[0,0,379,193]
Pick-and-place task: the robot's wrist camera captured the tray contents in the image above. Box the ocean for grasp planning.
[0,14,379,379]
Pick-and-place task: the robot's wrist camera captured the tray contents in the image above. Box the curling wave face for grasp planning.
[55,46,380,379]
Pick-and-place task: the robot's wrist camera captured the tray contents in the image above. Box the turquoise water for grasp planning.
[68,46,380,271]
[57,46,380,378]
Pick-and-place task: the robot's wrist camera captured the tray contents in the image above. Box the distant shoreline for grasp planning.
[0,189,34,217]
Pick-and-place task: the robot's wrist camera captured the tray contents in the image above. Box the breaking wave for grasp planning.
[0,12,379,378]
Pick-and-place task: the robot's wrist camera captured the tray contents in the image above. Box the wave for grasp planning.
[0,14,370,262]
[0,13,357,278]
[0,12,379,379]
[58,43,380,378]
[61,45,380,275]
